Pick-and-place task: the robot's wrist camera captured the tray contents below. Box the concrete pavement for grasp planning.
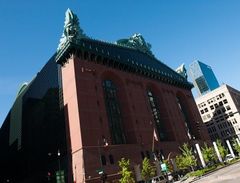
[189,161,240,183]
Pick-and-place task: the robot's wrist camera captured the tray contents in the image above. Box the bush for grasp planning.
[176,143,197,171]
[141,158,156,181]
[118,158,135,183]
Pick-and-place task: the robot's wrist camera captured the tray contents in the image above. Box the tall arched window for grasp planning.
[103,80,126,144]
[176,96,193,139]
[147,90,167,141]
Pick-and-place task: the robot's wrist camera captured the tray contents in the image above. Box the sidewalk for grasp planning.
[175,159,240,183]
[174,176,196,183]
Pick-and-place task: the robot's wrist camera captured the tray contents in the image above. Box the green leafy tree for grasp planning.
[118,158,135,183]
[232,139,240,156]
[216,139,228,160]
[176,143,197,171]
[141,157,156,182]
[201,143,217,165]
[175,154,187,171]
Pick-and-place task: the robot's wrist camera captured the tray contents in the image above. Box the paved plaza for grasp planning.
[193,161,240,183]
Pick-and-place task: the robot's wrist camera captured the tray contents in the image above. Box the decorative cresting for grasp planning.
[176,63,188,79]
[116,33,154,57]
[57,8,87,51]
[55,9,193,89]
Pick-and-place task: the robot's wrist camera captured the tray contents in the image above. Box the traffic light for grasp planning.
[47,172,51,181]
[56,170,65,183]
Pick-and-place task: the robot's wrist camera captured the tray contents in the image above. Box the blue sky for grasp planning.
[0,0,240,126]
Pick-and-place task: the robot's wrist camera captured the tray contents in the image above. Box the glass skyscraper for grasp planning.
[0,57,68,182]
[189,60,219,96]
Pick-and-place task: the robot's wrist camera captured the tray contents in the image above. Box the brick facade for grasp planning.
[61,55,210,182]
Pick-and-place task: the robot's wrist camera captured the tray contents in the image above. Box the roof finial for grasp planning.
[176,63,188,79]
[57,8,87,51]
[116,33,154,56]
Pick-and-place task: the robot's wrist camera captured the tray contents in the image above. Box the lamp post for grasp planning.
[48,149,64,183]
[57,149,61,172]
[97,139,108,183]
[98,140,103,171]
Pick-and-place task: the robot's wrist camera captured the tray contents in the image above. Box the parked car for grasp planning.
[224,154,234,162]
[150,175,167,183]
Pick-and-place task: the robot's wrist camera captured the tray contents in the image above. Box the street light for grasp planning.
[48,149,64,183]
[57,149,61,172]
[97,138,108,183]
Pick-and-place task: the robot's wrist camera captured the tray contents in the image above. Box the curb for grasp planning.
[189,160,240,182]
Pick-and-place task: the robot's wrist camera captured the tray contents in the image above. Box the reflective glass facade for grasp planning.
[0,56,67,182]
[189,60,219,96]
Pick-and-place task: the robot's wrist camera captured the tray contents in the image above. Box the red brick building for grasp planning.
[55,9,210,183]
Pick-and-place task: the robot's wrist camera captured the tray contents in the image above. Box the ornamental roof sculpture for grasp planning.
[175,63,188,79]
[57,8,88,51]
[57,9,153,57]
[56,9,193,89]
[116,33,154,57]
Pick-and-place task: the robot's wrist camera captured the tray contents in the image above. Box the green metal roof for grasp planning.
[55,9,193,90]
[55,38,193,89]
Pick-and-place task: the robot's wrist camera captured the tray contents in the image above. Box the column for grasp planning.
[213,141,223,163]
[195,143,206,168]
[226,139,235,158]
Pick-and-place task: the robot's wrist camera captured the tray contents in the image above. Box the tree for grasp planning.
[118,158,135,183]
[232,139,240,156]
[201,143,217,166]
[216,139,228,160]
[176,143,197,171]
[175,154,187,171]
[141,157,156,182]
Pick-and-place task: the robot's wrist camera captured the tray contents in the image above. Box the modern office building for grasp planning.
[0,57,68,182]
[189,60,220,96]
[0,9,210,183]
[195,84,240,142]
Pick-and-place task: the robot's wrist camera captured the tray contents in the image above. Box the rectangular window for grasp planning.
[217,110,222,115]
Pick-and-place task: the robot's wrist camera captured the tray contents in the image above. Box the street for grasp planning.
[194,161,240,183]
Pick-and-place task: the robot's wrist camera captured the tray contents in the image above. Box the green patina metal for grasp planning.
[17,82,29,97]
[57,8,88,51]
[55,9,193,90]
[176,63,188,79]
[116,33,154,57]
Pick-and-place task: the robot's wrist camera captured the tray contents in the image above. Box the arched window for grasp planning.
[103,80,126,144]
[147,90,167,141]
[176,96,193,139]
